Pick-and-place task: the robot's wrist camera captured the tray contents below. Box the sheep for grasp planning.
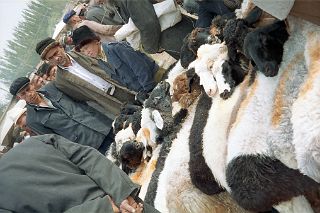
[151,94,249,213]
[223,5,288,77]
[180,27,220,69]
[291,26,320,183]
[188,43,227,97]
[112,103,142,135]
[243,20,289,77]
[189,70,250,196]
[171,68,202,109]
[188,42,247,99]
[225,16,320,212]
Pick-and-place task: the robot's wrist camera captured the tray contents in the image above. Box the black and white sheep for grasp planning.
[225,16,320,212]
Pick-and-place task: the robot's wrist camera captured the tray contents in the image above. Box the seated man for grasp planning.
[10,77,114,154]
[106,0,196,59]
[0,134,159,213]
[35,37,136,119]
[72,25,162,93]
[63,9,121,42]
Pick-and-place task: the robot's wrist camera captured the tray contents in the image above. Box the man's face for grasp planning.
[70,15,82,26]
[80,40,100,58]
[17,84,41,104]
[44,45,69,67]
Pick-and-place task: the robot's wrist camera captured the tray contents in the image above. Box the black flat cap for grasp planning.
[10,77,30,96]
[72,25,100,51]
[35,37,60,59]
[63,10,76,24]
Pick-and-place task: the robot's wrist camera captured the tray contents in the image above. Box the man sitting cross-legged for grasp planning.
[72,25,164,94]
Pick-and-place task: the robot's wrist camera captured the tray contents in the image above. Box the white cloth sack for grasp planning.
[114,0,182,50]
[253,0,295,20]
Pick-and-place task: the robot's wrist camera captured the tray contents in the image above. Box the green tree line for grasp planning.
[0,0,68,115]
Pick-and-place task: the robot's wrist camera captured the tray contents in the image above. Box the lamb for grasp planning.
[151,99,249,213]
[189,70,250,196]
[243,20,289,77]
[180,27,220,69]
[171,68,202,109]
[119,65,247,212]
[188,42,247,99]
[225,16,320,212]
[291,28,320,183]
[223,9,289,77]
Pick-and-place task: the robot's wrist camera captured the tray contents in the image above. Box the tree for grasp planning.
[0,0,68,115]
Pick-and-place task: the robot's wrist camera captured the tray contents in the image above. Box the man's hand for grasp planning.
[107,196,120,213]
[120,196,143,213]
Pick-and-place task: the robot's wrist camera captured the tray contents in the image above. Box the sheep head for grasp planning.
[144,81,172,113]
[172,68,201,108]
[180,28,220,69]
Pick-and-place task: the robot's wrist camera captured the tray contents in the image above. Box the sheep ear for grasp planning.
[152,110,164,130]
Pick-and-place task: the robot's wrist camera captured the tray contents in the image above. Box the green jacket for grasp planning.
[26,82,112,149]
[85,5,125,25]
[54,51,136,119]
[0,134,140,212]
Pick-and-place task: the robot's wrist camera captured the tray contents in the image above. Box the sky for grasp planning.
[0,0,30,58]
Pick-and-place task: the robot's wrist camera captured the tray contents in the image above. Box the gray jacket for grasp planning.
[0,134,142,213]
[85,5,125,25]
[26,82,112,149]
[111,0,196,59]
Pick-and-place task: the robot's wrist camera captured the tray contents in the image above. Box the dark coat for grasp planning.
[26,82,112,149]
[85,5,125,25]
[54,51,136,119]
[99,41,158,92]
[111,0,196,59]
[0,134,143,213]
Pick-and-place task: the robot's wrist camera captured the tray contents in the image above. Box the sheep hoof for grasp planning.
[220,89,232,100]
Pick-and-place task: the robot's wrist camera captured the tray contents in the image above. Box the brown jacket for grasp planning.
[54,51,136,119]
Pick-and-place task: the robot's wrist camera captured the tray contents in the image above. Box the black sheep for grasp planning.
[243,21,289,77]
[223,7,288,77]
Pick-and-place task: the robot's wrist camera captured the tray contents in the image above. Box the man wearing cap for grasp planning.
[0,134,160,213]
[10,77,114,154]
[35,37,137,119]
[98,0,195,59]
[63,9,121,42]
[72,25,161,93]
[1,104,32,152]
